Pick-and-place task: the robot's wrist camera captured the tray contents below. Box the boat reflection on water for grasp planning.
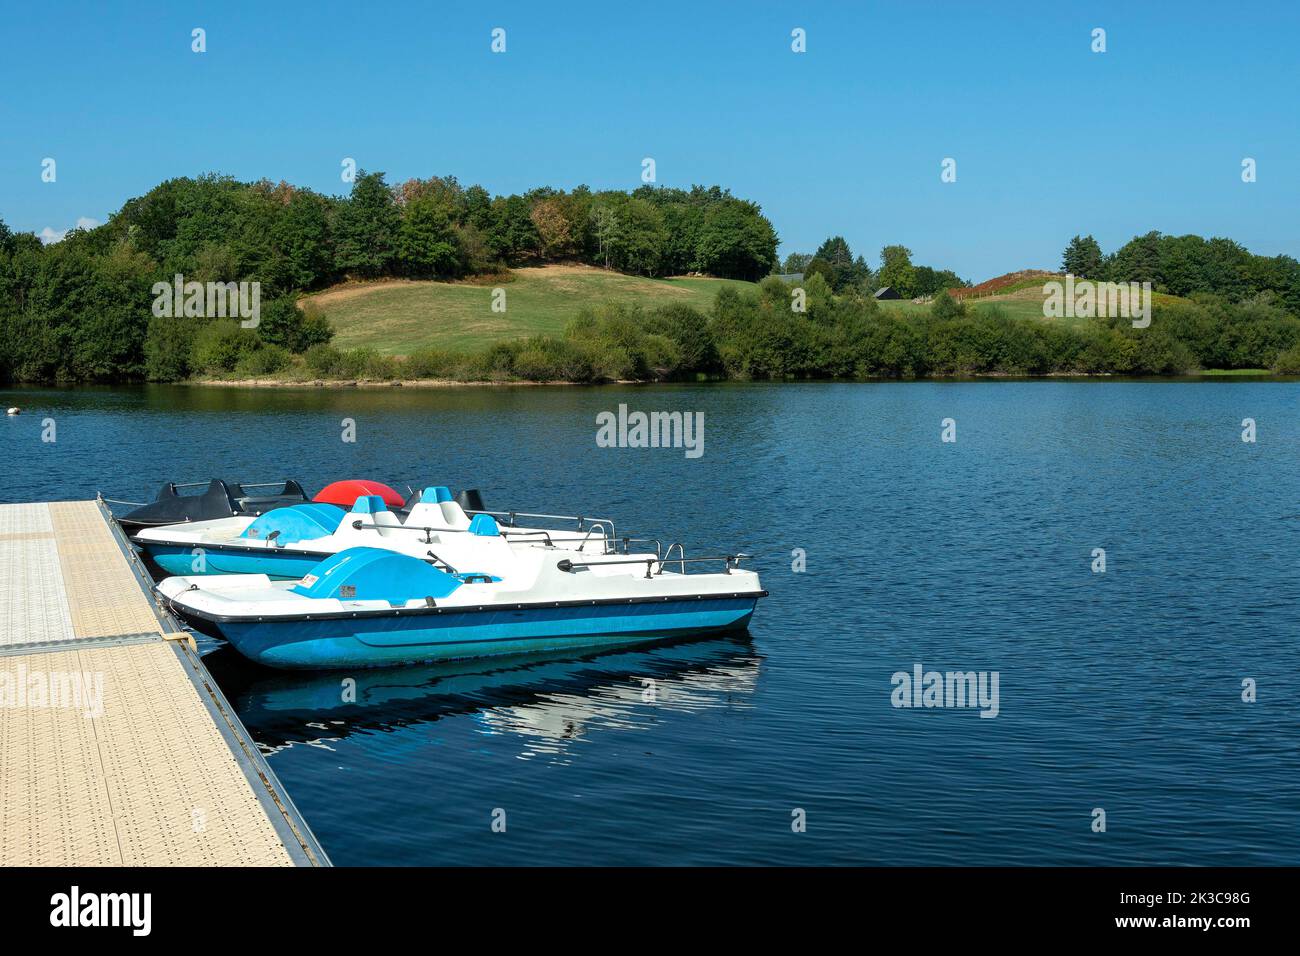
[202,633,762,761]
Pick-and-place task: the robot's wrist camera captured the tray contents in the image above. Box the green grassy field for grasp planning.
[305,265,1200,358]
[878,274,1190,327]
[879,276,1191,324]
[307,265,757,355]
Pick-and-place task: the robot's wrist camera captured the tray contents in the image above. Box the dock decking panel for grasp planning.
[0,500,324,867]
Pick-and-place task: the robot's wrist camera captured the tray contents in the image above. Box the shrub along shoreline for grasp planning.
[177,274,1300,385]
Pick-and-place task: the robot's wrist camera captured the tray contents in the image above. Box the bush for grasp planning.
[930,291,967,320]
[257,297,334,353]
[303,343,342,376]
[190,321,260,374]
[643,304,718,376]
[234,344,290,377]
[1273,343,1300,374]
[143,316,196,381]
[404,348,459,379]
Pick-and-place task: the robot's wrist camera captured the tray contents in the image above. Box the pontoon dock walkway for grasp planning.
[0,499,328,866]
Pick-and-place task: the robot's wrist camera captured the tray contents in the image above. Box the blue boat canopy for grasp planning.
[291,547,462,604]
[240,503,345,544]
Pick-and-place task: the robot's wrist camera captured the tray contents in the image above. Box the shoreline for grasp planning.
[181,370,1289,389]
[190,377,599,388]
[3,371,1289,392]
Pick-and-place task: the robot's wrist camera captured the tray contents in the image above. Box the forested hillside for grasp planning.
[0,173,778,383]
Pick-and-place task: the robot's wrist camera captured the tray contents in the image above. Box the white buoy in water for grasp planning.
[5,407,18,416]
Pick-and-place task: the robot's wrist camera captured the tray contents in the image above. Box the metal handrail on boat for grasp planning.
[557,553,751,579]
[660,543,686,575]
[165,479,296,491]
[468,509,617,547]
[573,522,611,553]
[348,519,608,551]
[619,537,662,559]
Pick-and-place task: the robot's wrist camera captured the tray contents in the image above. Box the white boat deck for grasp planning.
[0,500,327,867]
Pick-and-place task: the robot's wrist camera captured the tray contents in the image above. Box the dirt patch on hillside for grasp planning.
[951,269,1059,300]
[304,264,729,309]
[306,279,427,307]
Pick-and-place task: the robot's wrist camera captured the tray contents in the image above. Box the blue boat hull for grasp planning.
[208,596,760,669]
[142,542,325,580]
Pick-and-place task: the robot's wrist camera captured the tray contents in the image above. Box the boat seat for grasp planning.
[341,494,402,538]
[439,501,472,530]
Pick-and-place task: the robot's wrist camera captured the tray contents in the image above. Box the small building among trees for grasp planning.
[872,286,901,300]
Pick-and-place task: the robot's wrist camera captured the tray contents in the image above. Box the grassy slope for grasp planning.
[878,275,1190,324]
[306,264,757,355]
[305,264,1199,359]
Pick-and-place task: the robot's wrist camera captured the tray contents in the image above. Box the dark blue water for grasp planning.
[3,381,1298,865]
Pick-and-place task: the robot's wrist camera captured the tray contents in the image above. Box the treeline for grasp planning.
[551,278,1300,379]
[216,275,1300,384]
[779,236,968,298]
[0,174,778,382]
[1062,232,1300,313]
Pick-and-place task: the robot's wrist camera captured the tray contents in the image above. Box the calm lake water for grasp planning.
[3,380,1298,865]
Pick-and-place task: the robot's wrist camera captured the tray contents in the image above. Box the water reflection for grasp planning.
[203,633,762,763]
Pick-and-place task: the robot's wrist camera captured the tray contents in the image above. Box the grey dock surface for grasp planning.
[0,499,328,866]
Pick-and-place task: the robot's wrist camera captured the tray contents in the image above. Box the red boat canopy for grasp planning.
[312,480,407,509]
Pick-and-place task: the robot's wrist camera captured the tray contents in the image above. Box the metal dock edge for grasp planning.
[0,499,330,867]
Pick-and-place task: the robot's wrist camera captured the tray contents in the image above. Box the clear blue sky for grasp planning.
[2,0,1297,280]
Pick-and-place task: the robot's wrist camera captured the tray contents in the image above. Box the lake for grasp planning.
[2,380,1297,865]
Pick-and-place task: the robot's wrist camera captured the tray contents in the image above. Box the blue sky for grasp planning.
[1,0,1297,280]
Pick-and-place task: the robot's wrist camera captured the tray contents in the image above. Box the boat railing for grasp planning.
[661,542,686,575]
[572,522,612,553]
[98,494,150,508]
[467,510,617,548]
[654,545,751,576]
[618,537,663,560]
[100,479,299,508]
[557,553,751,579]
[349,519,611,552]
[164,479,296,491]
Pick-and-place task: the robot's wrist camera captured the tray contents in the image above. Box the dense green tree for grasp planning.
[913,265,967,297]
[803,258,834,286]
[877,245,917,298]
[257,297,334,353]
[603,195,667,276]
[1108,231,1161,286]
[143,315,196,380]
[464,185,495,233]
[1061,234,1104,277]
[695,198,776,281]
[332,171,399,278]
[396,195,462,277]
[274,189,336,290]
[781,252,812,274]
[812,236,864,290]
[485,194,541,263]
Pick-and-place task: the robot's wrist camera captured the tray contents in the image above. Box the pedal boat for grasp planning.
[132,488,611,580]
[156,525,765,669]
[115,478,408,535]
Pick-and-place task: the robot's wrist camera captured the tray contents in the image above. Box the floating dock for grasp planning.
[0,499,328,866]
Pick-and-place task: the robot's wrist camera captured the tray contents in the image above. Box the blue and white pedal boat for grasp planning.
[157,541,766,670]
[134,487,618,579]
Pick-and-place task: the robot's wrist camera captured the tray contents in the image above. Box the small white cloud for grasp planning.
[38,217,100,245]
